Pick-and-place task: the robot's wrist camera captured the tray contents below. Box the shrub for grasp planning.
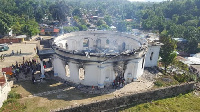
[174,73,197,83]
[154,76,179,87]
[8,90,21,99]
[154,81,164,87]
[174,74,189,83]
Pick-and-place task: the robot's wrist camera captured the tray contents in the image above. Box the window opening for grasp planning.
[83,38,89,47]
[142,58,145,68]
[65,65,70,77]
[79,68,85,80]
[150,52,154,60]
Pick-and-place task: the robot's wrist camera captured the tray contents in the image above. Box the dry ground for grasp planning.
[0,41,38,77]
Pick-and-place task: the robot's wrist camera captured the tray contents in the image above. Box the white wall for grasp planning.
[124,58,144,82]
[52,57,67,80]
[68,62,80,83]
[81,64,99,86]
[0,82,11,108]
[58,35,141,51]
[52,56,146,87]
[145,45,161,67]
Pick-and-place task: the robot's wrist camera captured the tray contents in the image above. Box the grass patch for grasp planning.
[154,75,179,87]
[121,91,200,112]
[0,90,26,112]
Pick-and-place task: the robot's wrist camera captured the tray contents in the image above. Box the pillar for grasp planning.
[98,64,105,88]
[40,59,45,78]
[133,61,139,81]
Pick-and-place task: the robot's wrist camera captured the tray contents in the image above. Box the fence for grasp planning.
[53,82,196,112]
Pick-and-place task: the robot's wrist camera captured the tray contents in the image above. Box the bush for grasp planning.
[174,74,189,83]
[8,90,21,99]
[154,81,164,87]
[174,73,197,83]
[154,76,179,87]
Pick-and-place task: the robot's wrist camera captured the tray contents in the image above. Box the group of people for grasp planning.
[11,49,21,55]
[11,58,41,84]
[112,75,125,89]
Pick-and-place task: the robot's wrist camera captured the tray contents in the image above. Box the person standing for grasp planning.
[32,76,35,84]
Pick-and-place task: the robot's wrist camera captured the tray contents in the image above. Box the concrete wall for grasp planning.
[0,38,22,44]
[53,57,102,86]
[82,64,100,86]
[52,56,145,87]
[145,45,161,67]
[58,34,141,51]
[0,82,11,108]
[52,57,66,80]
[55,82,196,112]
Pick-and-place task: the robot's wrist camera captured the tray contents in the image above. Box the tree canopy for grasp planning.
[160,30,177,73]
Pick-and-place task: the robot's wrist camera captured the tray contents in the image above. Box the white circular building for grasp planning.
[51,31,161,88]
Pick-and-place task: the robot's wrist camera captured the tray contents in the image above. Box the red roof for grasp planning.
[41,29,45,33]
[0,77,6,86]
[40,28,59,33]
[53,29,59,33]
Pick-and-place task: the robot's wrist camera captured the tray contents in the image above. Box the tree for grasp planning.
[97,24,109,30]
[22,19,39,38]
[0,11,13,35]
[12,22,22,35]
[117,21,127,32]
[160,30,177,73]
[104,15,112,26]
[72,8,82,17]
[97,19,106,26]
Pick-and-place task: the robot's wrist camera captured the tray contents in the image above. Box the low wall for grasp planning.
[0,38,21,44]
[0,82,11,108]
[55,82,196,112]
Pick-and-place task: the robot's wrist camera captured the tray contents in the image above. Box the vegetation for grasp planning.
[63,26,79,33]
[159,30,177,73]
[140,0,200,54]
[154,75,179,87]
[0,90,26,112]
[121,92,200,112]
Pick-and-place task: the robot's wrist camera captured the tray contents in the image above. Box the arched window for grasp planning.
[96,39,101,48]
[65,43,68,50]
[122,42,126,51]
[79,68,85,80]
[83,38,89,47]
[65,65,70,77]
[142,58,145,68]
[106,39,109,45]
[72,40,77,49]
[150,52,154,60]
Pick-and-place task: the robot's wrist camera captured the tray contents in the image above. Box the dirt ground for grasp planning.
[0,41,38,76]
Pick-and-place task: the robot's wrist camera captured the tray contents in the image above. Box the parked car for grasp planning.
[0,44,9,52]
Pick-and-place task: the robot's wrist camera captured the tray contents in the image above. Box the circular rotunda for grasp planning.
[51,31,160,88]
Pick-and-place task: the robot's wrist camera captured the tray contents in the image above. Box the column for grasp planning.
[40,59,45,78]
[98,64,105,88]
[133,61,139,81]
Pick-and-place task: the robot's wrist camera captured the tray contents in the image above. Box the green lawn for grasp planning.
[121,91,200,112]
